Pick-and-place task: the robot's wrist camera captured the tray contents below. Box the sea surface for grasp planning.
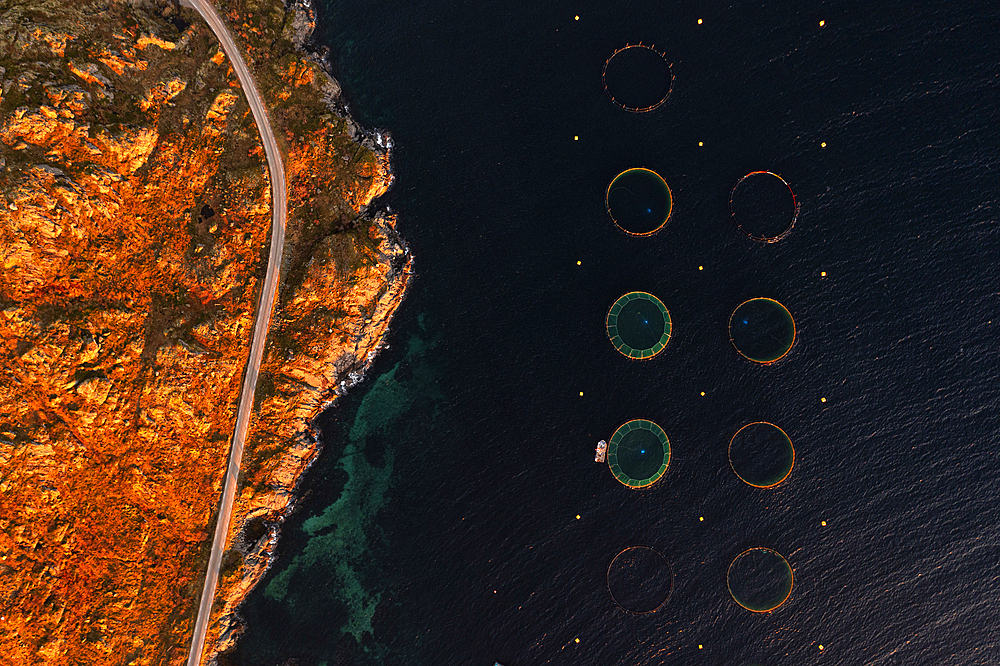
[230,1,1000,664]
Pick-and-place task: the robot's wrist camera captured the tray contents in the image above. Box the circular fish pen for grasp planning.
[606,292,671,359]
[602,44,673,113]
[729,171,799,242]
[606,168,673,236]
[606,419,670,489]
[729,298,795,364]
[727,547,794,612]
[607,545,673,614]
[729,422,795,488]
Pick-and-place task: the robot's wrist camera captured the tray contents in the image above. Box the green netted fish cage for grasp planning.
[606,292,671,359]
[607,419,670,489]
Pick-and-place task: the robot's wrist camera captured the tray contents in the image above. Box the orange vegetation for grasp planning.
[0,0,409,664]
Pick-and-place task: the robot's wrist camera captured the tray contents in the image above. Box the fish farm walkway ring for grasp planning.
[602,44,673,113]
[729,171,800,242]
[605,168,673,236]
[606,292,672,360]
[727,547,794,612]
[607,419,671,489]
[728,297,796,364]
[607,545,673,614]
[729,422,795,488]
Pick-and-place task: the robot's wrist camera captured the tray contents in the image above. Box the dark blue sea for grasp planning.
[230,1,1000,664]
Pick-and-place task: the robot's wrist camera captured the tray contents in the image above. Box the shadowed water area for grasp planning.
[231,0,1000,664]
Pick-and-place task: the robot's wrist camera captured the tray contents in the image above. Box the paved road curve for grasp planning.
[179,1,287,664]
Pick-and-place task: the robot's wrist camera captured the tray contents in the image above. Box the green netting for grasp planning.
[607,546,673,614]
[607,419,670,488]
[727,548,793,612]
[602,44,673,113]
[729,422,795,488]
[729,298,795,364]
[729,171,799,242]
[605,168,673,236]
[606,292,671,359]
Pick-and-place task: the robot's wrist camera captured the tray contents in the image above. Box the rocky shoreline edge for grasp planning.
[204,1,413,659]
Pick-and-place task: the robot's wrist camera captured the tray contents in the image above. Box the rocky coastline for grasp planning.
[0,0,410,662]
[203,2,413,660]
[180,0,415,660]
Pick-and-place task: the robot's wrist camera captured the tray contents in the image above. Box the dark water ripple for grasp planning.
[231,1,1000,665]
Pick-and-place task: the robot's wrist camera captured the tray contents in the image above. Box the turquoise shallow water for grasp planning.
[231,1,1000,664]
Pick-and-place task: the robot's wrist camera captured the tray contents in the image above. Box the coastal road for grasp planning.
[179,1,286,664]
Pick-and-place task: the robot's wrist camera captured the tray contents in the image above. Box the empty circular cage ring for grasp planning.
[607,419,671,489]
[729,422,795,488]
[606,292,672,360]
[728,297,795,364]
[607,545,673,614]
[606,168,673,236]
[602,44,673,113]
[729,171,800,242]
[727,547,794,612]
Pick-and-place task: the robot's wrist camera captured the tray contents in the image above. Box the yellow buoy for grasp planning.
[698,265,704,270]
[576,515,581,519]
[821,271,827,276]
[697,18,703,24]
[574,15,579,20]
[579,391,584,396]
[821,141,827,148]
[574,135,579,140]
[699,516,704,522]
[575,638,580,643]
[700,391,706,396]
[821,520,827,526]
[821,397,827,403]
[819,20,825,26]
[698,141,704,146]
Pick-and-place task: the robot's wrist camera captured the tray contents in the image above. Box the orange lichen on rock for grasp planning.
[97,47,149,75]
[138,75,187,112]
[203,90,239,134]
[0,0,409,664]
[136,33,176,51]
[66,61,112,88]
[27,27,73,57]
[281,59,316,88]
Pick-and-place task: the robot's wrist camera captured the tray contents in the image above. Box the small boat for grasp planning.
[595,439,607,463]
